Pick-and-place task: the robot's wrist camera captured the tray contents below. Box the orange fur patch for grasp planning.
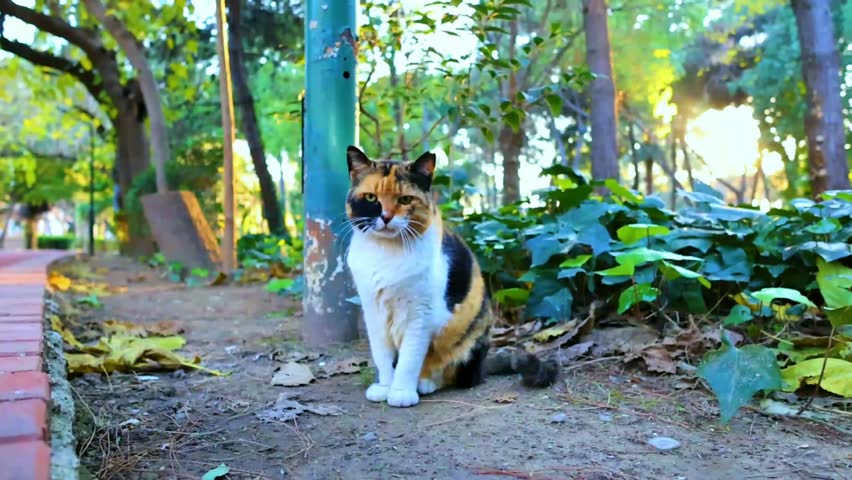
[420,263,491,382]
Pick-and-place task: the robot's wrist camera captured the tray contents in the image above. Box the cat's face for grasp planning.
[345,146,437,240]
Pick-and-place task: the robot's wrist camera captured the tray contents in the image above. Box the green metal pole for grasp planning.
[302,0,359,346]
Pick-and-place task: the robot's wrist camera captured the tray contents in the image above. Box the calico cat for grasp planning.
[344,146,558,408]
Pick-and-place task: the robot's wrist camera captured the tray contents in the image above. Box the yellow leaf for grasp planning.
[48,272,72,291]
[533,319,578,343]
[781,358,852,397]
[103,319,147,336]
[49,316,86,351]
[65,353,105,375]
[652,48,670,59]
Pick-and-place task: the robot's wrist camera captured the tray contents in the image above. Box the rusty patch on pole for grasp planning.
[303,215,333,315]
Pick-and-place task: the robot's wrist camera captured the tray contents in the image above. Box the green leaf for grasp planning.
[526,235,562,267]
[697,331,783,423]
[816,259,852,327]
[659,261,711,288]
[544,93,562,116]
[202,464,230,480]
[751,288,817,308]
[595,263,635,277]
[616,224,671,245]
[617,283,659,314]
[575,223,611,255]
[494,288,529,306]
[790,241,852,262]
[804,217,841,235]
[780,358,852,397]
[605,179,641,203]
[613,247,702,268]
[723,305,754,326]
[559,255,592,268]
[266,278,295,294]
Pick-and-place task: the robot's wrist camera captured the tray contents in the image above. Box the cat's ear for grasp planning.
[411,151,436,179]
[347,146,374,179]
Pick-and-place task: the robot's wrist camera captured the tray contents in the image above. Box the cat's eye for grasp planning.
[398,195,414,205]
[364,193,377,202]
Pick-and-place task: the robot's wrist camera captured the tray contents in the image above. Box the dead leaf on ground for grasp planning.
[582,326,659,358]
[554,341,593,364]
[632,324,744,373]
[639,345,677,374]
[51,316,226,377]
[48,272,72,292]
[492,392,519,404]
[491,321,539,347]
[272,362,316,386]
[209,272,228,286]
[319,357,367,377]
[257,392,344,422]
[527,316,593,354]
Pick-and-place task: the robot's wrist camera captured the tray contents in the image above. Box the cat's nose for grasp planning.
[380,213,393,224]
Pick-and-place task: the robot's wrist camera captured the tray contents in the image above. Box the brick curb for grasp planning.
[0,251,76,480]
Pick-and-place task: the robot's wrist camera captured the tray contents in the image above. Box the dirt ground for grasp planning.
[57,256,850,480]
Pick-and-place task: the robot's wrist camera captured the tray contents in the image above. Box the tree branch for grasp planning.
[0,33,104,102]
[0,0,103,58]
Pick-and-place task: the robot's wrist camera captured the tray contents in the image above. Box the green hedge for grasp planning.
[37,235,75,250]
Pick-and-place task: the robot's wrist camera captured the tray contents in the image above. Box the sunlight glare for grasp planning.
[685,105,761,179]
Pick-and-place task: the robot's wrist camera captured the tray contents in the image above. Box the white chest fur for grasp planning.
[346,225,451,340]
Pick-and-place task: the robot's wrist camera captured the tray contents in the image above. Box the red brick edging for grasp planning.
[0,251,68,480]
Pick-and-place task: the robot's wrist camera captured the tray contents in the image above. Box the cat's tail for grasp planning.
[485,348,560,388]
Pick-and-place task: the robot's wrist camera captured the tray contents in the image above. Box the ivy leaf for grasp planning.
[202,464,230,480]
[617,283,659,314]
[266,278,295,294]
[786,241,852,262]
[494,288,529,306]
[723,305,754,326]
[816,259,852,327]
[526,235,562,267]
[659,261,711,288]
[616,223,671,245]
[605,179,641,203]
[803,217,841,235]
[780,358,852,397]
[751,287,817,308]
[613,247,702,269]
[575,223,611,255]
[559,254,592,268]
[697,330,783,423]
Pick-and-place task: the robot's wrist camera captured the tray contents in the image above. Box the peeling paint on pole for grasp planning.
[302,0,359,346]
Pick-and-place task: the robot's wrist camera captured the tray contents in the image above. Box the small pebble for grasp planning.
[549,412,567,423]
[647,437,681,450]
[360,431,378,442]
[598,413,612,422]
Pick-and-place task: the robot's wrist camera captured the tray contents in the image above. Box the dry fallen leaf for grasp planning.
[209,272,228,286]
[48,272,72,292]
[554,341,593,364]
[493,392,519,404]
[320,357,367,377]
[257,392,343,422]
[639,345,677,374]
[272,362,316,386]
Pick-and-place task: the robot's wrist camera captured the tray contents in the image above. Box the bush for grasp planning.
[38,235,75,250]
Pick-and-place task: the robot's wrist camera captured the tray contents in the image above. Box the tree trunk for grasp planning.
[0,208,10,249]
[114,108,156,256]
[500,19,522,205]
[499,126,523,205]
[548,112,568,167]
[582,0,619,181]
[227,0,285,235]
[790,0,850,194]
[669,137,678,209]
[24,216,37,249]
[216,0,236,273]
[644,154,654,194]
[83,0,170,193]
[574,115,585,171]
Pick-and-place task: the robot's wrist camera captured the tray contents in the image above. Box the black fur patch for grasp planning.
[441,231,474,311]
[454,330,490,388]
[347,193,381,229]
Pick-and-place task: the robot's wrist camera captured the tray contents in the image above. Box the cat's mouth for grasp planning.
[370,225,401,238]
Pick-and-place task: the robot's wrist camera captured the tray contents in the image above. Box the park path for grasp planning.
[0,250,69,480]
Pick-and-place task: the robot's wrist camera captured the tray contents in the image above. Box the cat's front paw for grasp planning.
[365,384,390,402]
[387,388,419,407]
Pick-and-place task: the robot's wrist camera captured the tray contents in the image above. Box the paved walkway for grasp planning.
[0,251,69,480]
